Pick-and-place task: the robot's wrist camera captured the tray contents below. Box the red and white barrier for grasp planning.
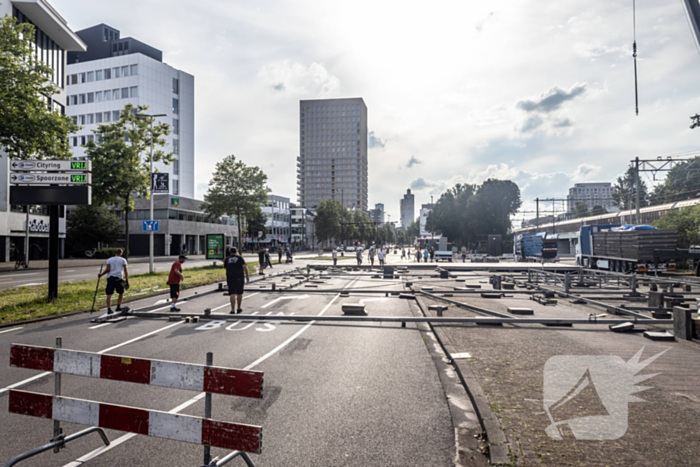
[9,390,262,453]
[10,344,263,399]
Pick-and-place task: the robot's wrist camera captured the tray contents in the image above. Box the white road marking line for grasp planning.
[0,327,23,335]
[0,321,185,396]
[62,280,356,467]
[261,294,309,308]
[20,283,45,287]
[88,323,111,330]
[210,292,260,312]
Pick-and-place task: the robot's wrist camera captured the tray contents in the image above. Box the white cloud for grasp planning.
[258,61,341,96]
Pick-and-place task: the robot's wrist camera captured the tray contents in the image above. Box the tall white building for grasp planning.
[66,24,194,198]
[0,0,86,263]
[400,189,415,229]
[566,182,615,212]
[298,98,368,211]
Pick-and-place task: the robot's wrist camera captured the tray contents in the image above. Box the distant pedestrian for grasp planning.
[98,248,129,314]
[369,248,375,266]
[423,250,429,262]
[278,248,283,264]
[401,248,406,260]
[258,247,266,275]
[415,249,421,263]
[429,248,435,262]
[332,247,338,266]
[265,248,273,269]
[378,249,385,266]
[224,247,249,314]
[181,243,187,255]
[167,255,186,312]
[356,248,363,265]
[462,251,467,262]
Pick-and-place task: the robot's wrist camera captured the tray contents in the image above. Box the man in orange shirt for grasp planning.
[167,255,186,312]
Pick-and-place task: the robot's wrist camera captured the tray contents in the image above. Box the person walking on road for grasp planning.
[167,255,186,312]
[224,247,249,314]
[423,249,429,263]
[356,248,363,265]
[368,248,375,267]
[332,247,338,266]
[258,247,266,275]
[401,248,406,260]
[429,248,435,262]
[378,249,385,266]
[415,249,421,263]
[278,248,283,264]
[97,249,129,314]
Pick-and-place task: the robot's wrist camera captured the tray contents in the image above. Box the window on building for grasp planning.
[104,68,111,80]
[112,110,120,121]
[173,179,179,195]
[104,111,110,122]
[130,86,138,98]
[96,70,103,81]
[172,98,179,114]
[87,92,94,103]
[79,115,85,125]
[96,91,103,102]
[122,66,129,77]
[121,88,129,99]
[70,74,77,85]
[173,159,179,175]
[87,114,94,124]
[87,135,94,143]
[130,64,138,75]
[80,73,86,83]
[113,67,120,78]
[113,89,120,100]
[79,94,86,104]
[96,112,103,123]
[173,118,179,135]
[173,139,179,155]
[80,135,86,145]
[172,77,179,94]
[87,71,94,82]
[104,90,111,101]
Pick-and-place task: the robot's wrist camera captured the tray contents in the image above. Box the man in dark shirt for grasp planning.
[258,247,266,275]
[224,247,249,314]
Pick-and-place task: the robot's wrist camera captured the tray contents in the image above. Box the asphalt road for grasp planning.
[0,267,455,466]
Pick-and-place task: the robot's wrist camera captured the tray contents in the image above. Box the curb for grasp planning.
[414,294,512,466]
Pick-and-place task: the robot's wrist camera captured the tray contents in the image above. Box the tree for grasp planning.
[652,205,700,249]
[612,166,648,210]
[245,209,267,244]
[314,199,344,244]
[84,103,173,258]
[573,201,590,218]
[66,205,122,252]
[590,205,606,216]
[201,154,269,250]
[0,14,78,159]
[465,179,521,240]
[650,156,700,205]
[406,218,420,242]
[425,184,477,245]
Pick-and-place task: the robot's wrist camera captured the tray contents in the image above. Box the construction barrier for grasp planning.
[5,339,263,467]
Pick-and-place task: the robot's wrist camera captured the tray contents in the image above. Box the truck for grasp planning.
[574,224,678,273]
[514,233,559,262]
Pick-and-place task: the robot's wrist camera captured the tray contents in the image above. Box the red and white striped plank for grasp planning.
[10,344,263,399]
[8,390,262,453]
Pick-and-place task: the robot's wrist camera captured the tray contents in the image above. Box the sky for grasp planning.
[52,0,700,225]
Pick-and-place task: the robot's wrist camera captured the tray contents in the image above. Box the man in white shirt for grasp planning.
[378,249,385,266]
[97,249,129,314]
[332,247,338,266]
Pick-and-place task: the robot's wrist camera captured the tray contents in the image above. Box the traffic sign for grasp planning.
[143,220,159,232]
[10,160,90,172]
[10,173,90,184]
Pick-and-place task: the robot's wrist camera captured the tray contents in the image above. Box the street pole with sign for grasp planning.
[137,113,166,273]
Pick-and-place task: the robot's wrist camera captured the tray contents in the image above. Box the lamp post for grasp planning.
[137,113,167,274]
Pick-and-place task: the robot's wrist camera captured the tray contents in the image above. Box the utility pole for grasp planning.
[137,113,166,274]
[634,157,641,224]
[535,198,540,229]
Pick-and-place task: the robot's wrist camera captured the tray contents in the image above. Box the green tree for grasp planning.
[84,103,173,258]
[201,154,269,250]
[425,184,477,245]
[245,209,267,244]
[0,13,78,159]
[590,204,606,216]
[314,199,344,244]
[573,201,591,218]
[652,205,700,248]
[612,166,648,210]
[650,156,700,205]
[406,218,420,242]
[66,205,122,252]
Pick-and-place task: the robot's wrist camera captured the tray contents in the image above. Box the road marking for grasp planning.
[88,323,111,330]
[359,298,388,305]
[21,282,45,287]
[62,279,357,467]
[210,292,260,311]
[0,321,184,396]
[261,294,309,308]
[0,327,23,335]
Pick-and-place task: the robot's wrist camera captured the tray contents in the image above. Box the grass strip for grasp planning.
[0,262,260,325]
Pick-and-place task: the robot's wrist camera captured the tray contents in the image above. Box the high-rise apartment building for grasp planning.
[369,203,384,224]
[400,189,415,229]
[65,24,194,198]
[298,98,368,211]
[566,182,615,212]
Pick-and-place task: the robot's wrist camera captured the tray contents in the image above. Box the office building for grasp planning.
[298,98,368,211]
[369,203,384,224]
[262,195,291,247]
[400,189,415,229]
[419,203,434,237]
[66,24,195,198]
[291,204,316,250]
[566,182,615,212]
[0,0,86,262]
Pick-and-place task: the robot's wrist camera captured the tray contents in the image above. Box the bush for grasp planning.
[95,248,129,259]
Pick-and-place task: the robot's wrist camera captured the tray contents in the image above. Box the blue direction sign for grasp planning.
[142,220,159,232]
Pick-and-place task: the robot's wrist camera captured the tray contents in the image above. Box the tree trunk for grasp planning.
[124,194,130,259]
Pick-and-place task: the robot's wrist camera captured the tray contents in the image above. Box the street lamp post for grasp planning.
[137,113,167,274]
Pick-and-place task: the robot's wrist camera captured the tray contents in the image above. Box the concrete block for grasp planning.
[464,284,481,289]
[342,304,367,316]
[428,305,448,311]
[340,292,350,297]
[544,323,573,327]
[442,293,454,297]
[481,293,503,299]
[455,279,465,282]
[652,311,672,319]
[673,307,694,340]
[440,269,449,279]
[643,331,675,341]
[399,293,415,299]
[507,307,534,315]
[502,283,515,290]
[422,286,434,291]
[304,284,318,288]
[609,322,635,333]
